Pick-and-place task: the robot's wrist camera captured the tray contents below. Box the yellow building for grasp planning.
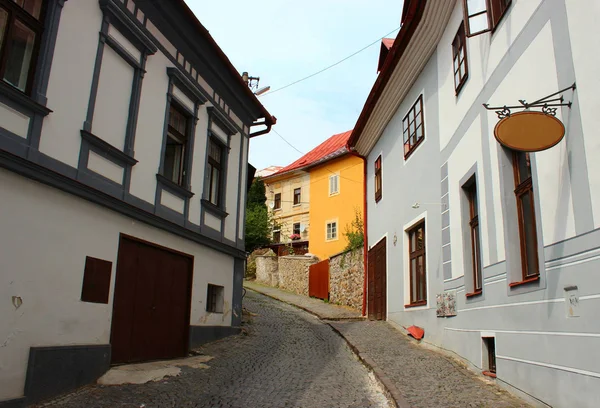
[263,130,364,260]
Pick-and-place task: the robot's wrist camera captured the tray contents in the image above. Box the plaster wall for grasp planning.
[0,169,235,401]
[38,0,101,167]
[365,1,600,406]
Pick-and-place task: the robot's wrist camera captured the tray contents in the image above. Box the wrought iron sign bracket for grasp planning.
[483,83,576,119]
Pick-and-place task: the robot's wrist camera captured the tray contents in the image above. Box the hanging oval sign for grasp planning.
[494,111,565,152]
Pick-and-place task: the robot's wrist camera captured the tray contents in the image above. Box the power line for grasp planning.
[260,26,400,97]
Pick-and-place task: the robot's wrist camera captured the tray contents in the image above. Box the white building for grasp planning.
[349,0,600,406]
[0,0,274,405]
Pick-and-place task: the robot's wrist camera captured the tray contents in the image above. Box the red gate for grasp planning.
[309,259,329,300]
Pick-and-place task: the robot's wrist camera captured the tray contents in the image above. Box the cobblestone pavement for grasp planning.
[244,281,362,320]
[39,291,390,408]
[329,320,531,408]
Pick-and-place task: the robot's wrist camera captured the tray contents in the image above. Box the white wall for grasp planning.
[128,51,172,204]
[38,0,101,167]
[565,0,600,229]
[0,169,235,400]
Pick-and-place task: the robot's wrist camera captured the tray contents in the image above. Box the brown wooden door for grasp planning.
[110,236,193,364]
[367,237,386,320]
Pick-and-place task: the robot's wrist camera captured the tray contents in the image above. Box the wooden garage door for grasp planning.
[367,237,386,321]
[110,235,193,364]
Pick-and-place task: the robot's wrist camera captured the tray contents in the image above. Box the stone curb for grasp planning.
[244,286,365,321]
[327,324,411,408]
[245,286,408,408]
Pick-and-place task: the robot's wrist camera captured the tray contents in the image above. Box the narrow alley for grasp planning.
[38,291,390,408]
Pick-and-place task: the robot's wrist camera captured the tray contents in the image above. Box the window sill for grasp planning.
[329,192,340,197]
[509,275,540,288]
[375,194,382,203]
[0,81,52,116]
[405,301,427,308]
[156,174,194,198]
[292,204,301,208]
[82,130,138,166]
[202,198,228,218]
[482,371,497,378]
[465,290,482,298]
[404,137,425,160]
[273,208,281,212]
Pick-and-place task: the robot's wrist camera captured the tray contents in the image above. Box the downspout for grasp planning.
[347,148,368,317]
[249,117,276,138]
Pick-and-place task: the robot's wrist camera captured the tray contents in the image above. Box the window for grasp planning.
[206,284,224,313]
[207,139,224,206]
[293,188,301,205]
[293,223,300,235]
[452,22,469,95]
[482,337,497,374]
[273,228,281,243]
[374,155,382,202]
[463,0,511,37]
[273,193,281,210]
[407,221,426,306]
[512,151,539,282]
[329,174,339,195]
[0,0,44,94]
[163,105,189,186]
[402,95,424,159]
[466,182,482,294]
[326,221,337,241]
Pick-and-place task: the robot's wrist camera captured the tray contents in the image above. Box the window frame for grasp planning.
[273,192,281,210]
[293,222,301,235]
[326,221,338,241]
[463,0,511,38]
[511,151,540,284]
[466,182,482,295]
[329,173,340,196]
[206,136,225,208]
[206,284,224,313]
[272,227,281,243]
[407,221,427,307]
[0,0,46,95]
[402,95,425,159]
[163,103,190,187]
[452,22,469,95]
[293,187,301,206]
[374,155,382,202]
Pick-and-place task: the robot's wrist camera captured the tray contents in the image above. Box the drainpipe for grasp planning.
[347,148,368,317]
[248,116,277,138]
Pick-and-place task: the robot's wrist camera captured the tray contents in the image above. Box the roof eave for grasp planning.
[348,0,427,151]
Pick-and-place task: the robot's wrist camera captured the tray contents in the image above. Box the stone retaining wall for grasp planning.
[255,255,279,287]
[278,255,319,296]
[329,248,364,310]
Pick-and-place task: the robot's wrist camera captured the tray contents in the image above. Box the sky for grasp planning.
[187,0,405,170]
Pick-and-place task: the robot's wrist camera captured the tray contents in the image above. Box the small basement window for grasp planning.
[206,284,224,313]
[482,337,497,375]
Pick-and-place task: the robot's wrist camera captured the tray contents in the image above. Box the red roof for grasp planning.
[266,130,353,178]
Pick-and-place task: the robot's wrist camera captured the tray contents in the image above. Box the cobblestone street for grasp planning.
[39,291,390,408]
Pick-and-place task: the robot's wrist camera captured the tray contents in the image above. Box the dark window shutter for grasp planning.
[81,256,113,304]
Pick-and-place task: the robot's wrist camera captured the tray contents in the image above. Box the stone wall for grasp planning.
[329,248,364,310]
[255,255,279,287]
[278,255,319,296]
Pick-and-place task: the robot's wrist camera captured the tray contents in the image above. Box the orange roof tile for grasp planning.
[267,130,353,178]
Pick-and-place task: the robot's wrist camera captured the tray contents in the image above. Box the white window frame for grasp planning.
[326,219,338,241]
[329,173,340,196]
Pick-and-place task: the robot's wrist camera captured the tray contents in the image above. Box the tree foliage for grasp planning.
[344,208,364,252]
[245,178,272,252]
